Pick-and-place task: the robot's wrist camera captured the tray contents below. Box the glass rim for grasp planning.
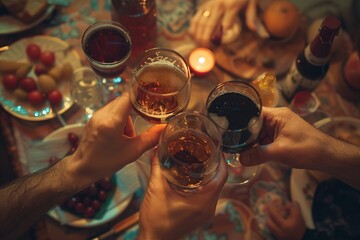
[132,47,191,96]
[162,111,222,147]
[205,80,263,132]
[81,20,132,66]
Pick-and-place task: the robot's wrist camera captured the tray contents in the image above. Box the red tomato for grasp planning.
[47,89,63,106]
[40,51,55,67]
[28,90,44,106]
[26,43,42,61]
[34,63,48,76]
[2,73,18,91]
[20,77,37,92]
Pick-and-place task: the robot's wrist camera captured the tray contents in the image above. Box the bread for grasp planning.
[15,0,48,23]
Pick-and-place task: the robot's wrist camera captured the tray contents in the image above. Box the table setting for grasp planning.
[0,0,360,239]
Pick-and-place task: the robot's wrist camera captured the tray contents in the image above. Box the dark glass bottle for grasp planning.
[282,16,341,101]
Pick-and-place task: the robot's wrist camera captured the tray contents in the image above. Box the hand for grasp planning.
[189,0,248,47]
[138,151,228,239]
[240,107,331,170]
[265,201,306,240]
[62,92,165,189]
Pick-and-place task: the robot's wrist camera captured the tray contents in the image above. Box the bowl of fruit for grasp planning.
[0,35,82,121]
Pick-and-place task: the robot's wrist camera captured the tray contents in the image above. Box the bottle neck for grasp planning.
[304,45,329,66]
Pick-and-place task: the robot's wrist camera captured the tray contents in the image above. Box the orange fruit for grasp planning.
[262,0,300,39]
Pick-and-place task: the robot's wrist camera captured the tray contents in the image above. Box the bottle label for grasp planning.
[282,62,320,100]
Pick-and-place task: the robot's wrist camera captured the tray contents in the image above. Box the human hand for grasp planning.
[240,107,331,170]
[189,0,248,47]
[62,92,165,189]
[138,150,228,240]
[265,201,306,240]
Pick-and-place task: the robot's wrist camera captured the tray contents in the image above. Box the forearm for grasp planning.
[316,135,360,190]
[0,155,83,239]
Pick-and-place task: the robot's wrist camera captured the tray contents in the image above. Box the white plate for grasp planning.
[0,5,55,35]
[0,35,82,121]
[43,123,133,228]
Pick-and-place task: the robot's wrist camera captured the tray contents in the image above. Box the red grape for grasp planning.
[91,199,101,211]
[26,43,41,61]
[2,73,18,91]
[40,51,56,67]
[75,202,86,214]
[28,90,44,106]
[20,77,37,92]
[98,190,107,201]
[67,132,79,146]
[34,63,48,76]
[47,89,63,106]
[84,206,95,218]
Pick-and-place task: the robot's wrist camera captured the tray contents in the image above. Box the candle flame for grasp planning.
[198,56,206,64]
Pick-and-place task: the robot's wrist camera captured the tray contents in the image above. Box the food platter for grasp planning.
[0,5,55,35]
[0,35,82,121]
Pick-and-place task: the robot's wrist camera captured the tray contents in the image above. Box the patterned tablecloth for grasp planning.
[0,0,359,240]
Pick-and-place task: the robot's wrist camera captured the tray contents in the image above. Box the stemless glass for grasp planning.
[71,67,104,122]
[206,80,263,185]
[81,20,132,93]
[157,111,222,191]
[129,48,191,124]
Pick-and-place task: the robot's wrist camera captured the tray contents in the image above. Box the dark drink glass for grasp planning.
[81,20,132,91]
[157,112,222,191]
[206,80,263,185]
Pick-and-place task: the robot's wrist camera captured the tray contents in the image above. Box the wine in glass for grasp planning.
[71,67,104,122]
[157,111,222,191]
[81,20,132,93]
[129,48,192,181]
[206,80,263,185]
[129,47,191,125]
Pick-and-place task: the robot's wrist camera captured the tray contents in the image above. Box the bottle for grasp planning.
[281,16,341,101]
[111,0,157,63]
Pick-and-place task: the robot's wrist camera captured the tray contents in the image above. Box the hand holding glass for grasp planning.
[206,80,263,185]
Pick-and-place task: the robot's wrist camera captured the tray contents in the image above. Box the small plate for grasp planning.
[0,35,82,121]
[0,5,55,35]
[43,123,133,227]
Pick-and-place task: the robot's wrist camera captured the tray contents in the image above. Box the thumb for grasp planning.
[133,124,166,153]
[240,144,273,166]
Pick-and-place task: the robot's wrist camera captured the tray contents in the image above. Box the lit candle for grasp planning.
[188,48,215,76]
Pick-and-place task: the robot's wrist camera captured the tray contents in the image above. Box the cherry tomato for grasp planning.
[19,77,37,92]
[28,90,44,106]
[47,89,63,106]
[26,43,41,61]
[40,51,55,67]
[2,73,18,91]
[34,63,48,76]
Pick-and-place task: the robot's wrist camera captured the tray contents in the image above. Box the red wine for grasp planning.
[159,129,218,189]
[208,92,261,153]
[82,23,132,78]
[133,64,189,123]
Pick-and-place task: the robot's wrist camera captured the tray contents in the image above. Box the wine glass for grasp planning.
[81,20,132,96]
[157,111,222,192]
[71,66,104,122]
[205,80,263,185]
[129,48,191,125]
[129,48,191,181]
